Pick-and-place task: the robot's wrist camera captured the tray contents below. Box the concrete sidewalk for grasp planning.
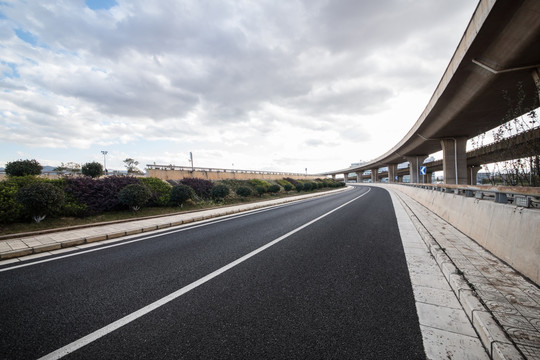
[0,188,349,262]
[385,185,540,360]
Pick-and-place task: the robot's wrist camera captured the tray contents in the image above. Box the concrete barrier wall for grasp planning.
[388,184,540,285]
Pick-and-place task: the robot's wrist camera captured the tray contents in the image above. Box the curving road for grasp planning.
[0,187,425,359]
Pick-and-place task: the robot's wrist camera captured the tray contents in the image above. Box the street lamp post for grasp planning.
[101,151,108,174]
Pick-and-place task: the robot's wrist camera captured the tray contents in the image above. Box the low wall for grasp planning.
[0,169,316,182]
[0,173,61,181]
[387,184,540,285]
[148,169,319,181]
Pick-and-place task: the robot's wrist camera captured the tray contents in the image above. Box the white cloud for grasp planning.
[0,0,478,172]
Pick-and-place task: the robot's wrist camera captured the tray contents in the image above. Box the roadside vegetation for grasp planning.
[0,159,345,236]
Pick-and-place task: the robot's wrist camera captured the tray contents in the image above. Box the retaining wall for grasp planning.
[148,169,319,181]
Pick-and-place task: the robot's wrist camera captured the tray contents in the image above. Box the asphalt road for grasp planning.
[0,186,425,359]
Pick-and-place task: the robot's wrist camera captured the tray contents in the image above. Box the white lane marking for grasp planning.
[0,189,356,273]
[38,188,370,360]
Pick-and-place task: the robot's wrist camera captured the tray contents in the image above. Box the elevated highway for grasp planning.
[324,0,540,184]
[350,127,540,183]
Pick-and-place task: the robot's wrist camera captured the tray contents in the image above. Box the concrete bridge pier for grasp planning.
[468,165,482,185]
[405,156,428,183]
[441,137,468,184]
[370,168,378,183]
[425,171,433,184]
[356,172,362,183]
[387,164,398,183]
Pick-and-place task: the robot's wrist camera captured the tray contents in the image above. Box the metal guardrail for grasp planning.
[404,183,540,209]
[146,164,310,177]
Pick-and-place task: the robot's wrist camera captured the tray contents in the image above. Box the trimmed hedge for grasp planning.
[179,178,214,199]
[16,182,65,222]
[256,186,266,196]
[118,184,152,211]
[170,184,195,206]
[0,176,40,223]
[283,177,299,186]
[64,176,140,214]
[249,179,271,191]
[210,184,230,202]
[236,186,252,197]
[140,177,171,207]
[0,175,343,225]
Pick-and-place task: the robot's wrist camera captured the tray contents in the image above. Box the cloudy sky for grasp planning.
[0,0,478,174]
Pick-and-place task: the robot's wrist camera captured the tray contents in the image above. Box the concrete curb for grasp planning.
[0,187,350,261]
[392,190,524,360]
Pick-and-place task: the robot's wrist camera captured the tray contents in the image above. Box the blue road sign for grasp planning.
[420,166,427,175]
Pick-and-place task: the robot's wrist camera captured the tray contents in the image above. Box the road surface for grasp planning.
[0,186,425,359]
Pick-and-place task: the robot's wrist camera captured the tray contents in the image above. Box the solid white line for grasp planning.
[38,188,370,360]
[0,189,346,273]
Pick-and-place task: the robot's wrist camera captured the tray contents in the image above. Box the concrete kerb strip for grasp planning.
[0,187,351,261]
[388,188,524,360]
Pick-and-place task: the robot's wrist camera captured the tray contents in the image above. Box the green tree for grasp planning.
[124,158,143,174]
[170,184,195,207]
[16,182,65,223]
[81,162,103,178]
[236,186,252,197]
[5,159,42,177]
[117,184,152,211]
[210,184,230,202]
[256,186,266,197]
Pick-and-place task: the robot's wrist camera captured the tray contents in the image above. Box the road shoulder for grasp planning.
[384,185,490,359]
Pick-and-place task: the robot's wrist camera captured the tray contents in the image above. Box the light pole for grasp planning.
[189,152,194,173]
[101,151,108,174]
